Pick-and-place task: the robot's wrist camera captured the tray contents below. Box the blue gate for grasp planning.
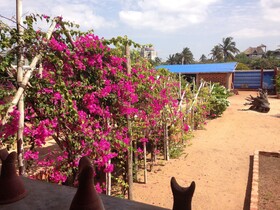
[234,70,275,90]
[262,71,275,90]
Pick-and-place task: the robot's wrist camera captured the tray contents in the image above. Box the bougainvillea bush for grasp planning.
[0,15,185,191]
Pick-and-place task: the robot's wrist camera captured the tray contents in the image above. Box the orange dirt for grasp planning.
[133,91,280,210]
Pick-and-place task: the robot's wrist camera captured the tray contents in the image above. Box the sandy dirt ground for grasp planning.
[133,91,280,210]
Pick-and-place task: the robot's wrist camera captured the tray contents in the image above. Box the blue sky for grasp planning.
[1,0,280,61]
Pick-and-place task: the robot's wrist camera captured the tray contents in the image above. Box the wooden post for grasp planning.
[179,73,182,111]
[177,83,189,111]
[106,158,111,196]
[163,123,167,160]
[260,68,264,89]
[143,142,147,184]
[188,81,205,113]
[38,63,43,78]
[2,18,57,125]
[126,44,133,200]
[133,140,138,181]
[163,123,169,161]
[16,0,25,175]
[274,67,278,94]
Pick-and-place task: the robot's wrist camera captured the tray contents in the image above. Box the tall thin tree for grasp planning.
[209,45,223,62]
[199,54,207,63]
[181,47,194,64]
[219,37,240,62]
[16,0,25,175]
[2,18,58,125]
[166,54,176,65]
[125,43,133,200]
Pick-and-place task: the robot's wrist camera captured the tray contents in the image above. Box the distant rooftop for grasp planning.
[156,62,237,74]
[244,47,265,55]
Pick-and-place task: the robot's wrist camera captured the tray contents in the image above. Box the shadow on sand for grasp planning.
[237,108,250,112]
[243,155,253,210]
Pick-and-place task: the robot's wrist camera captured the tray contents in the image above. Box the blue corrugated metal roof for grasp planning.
[156,62,237,73]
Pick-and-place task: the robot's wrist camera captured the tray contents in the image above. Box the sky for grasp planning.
[0,0,280,61]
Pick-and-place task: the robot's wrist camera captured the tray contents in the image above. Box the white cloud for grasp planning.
[119,0,220,32]
[230,28,280,39]
[0,0,116,30]
[0,0,11,8]
[50,4,116,29]
[260,0,280,22]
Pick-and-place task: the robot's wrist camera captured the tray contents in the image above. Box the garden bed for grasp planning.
[251,151,280,210]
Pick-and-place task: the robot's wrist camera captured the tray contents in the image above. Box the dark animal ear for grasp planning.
[0,151,27,204]
[171,177,195,210]
[78,156,94,181]
[171,177,195,193]
[4,151,17,163]
[0,148,9,161]
[69,156,105,210]
[189,181,196,195]
[171,177,181,192]
[78,165,94,185]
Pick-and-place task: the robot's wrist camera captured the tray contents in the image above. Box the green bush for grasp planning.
[276,74,280,94]
[235,62,251,70]
[208,84,230,117]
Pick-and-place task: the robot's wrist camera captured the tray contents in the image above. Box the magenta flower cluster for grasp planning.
[0,20,188,189]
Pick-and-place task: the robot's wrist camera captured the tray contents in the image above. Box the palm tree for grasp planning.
[166,47,194,64]
[150,57,162,67]
[174,53,183,64]
[166,54,177,64]
[219,37,240,62]
[181,47,194,64]
[209,45,223,62]
[199,54,207,63]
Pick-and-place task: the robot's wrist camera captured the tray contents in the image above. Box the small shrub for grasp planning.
[169,142,185,159]
[208,84,230,117]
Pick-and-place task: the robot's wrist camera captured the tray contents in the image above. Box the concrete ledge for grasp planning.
[250,150,280,210]
[250,150,259,210]
[0,177,168,210]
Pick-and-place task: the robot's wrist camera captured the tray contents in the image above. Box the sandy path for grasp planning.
[133,91,280,210]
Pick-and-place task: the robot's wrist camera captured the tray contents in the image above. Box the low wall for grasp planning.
[250,150,280,210]
[0,177,168,210]
[197,73,232,89]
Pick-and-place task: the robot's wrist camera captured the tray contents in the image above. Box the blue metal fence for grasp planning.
[263,71,275,90]
[234,70,275,90]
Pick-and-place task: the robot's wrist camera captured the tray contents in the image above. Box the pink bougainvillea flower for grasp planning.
[24,151,39,160]
[140,137,148,143]
[183,124,190,132]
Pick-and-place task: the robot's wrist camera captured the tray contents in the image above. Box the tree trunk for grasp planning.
[143,142,147,184]
[16,0,25,175]
[106,158,111,196]
[126,44,133,200]
[2,18,58,125]
[244,89,270,113]
[164,123,169,161]
[133,140,138,181]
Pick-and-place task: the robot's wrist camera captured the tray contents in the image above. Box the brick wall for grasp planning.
[197,73,232,89]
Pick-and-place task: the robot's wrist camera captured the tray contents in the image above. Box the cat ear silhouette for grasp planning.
[0,148,9,161]
[70,156,105,210]
[170,177,195,210]
[0,151,27,204]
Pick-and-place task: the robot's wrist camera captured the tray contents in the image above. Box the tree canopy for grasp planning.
[219,37,240,62]
[209,45,222,62]
[209,37,239,62]
[166,47,194,65]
